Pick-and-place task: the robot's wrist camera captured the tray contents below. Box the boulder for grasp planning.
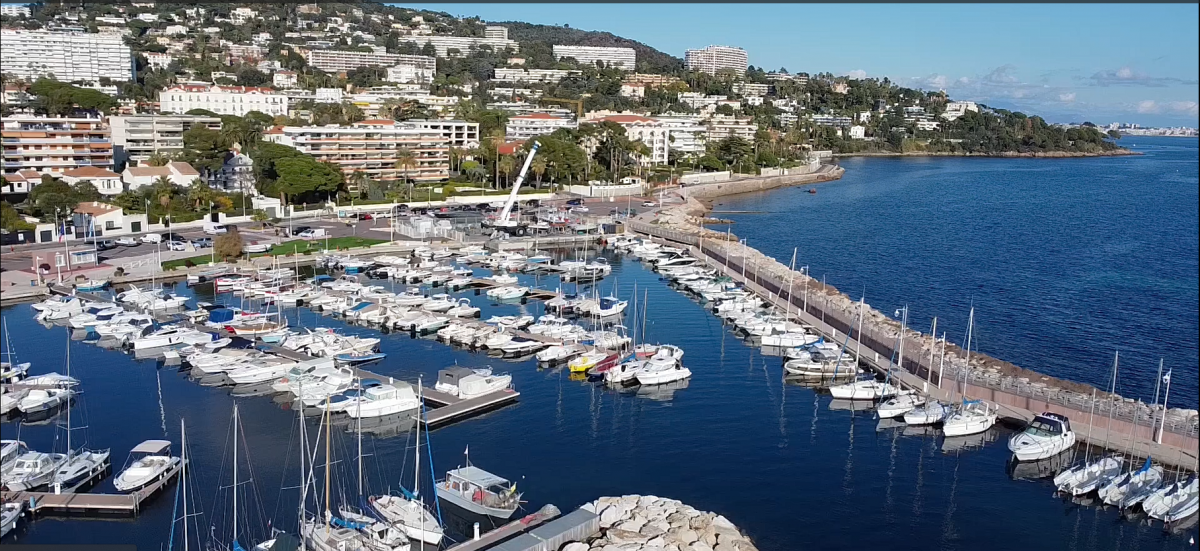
[675,529,700,544]
[606,529,650,546]
[616,518,646,534]
[712,515,737,531]
[599,504,627,528]
[688,542,715,551]
[562,543,590,551]
[641,523,666,538]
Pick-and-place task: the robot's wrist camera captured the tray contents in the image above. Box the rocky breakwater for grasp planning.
[566,495,759,551]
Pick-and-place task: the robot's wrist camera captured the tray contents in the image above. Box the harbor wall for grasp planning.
[679,164,844,200]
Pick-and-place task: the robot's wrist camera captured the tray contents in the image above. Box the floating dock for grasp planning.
[2,459,181,518]
[443,505,562,551]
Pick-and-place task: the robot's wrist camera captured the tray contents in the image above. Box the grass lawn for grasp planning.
[160,236,387,269]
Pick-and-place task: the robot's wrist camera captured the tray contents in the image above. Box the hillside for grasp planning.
[486,21,684,74]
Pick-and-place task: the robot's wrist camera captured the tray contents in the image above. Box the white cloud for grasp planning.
[955,77,971,86]
[1168,101,1199,116]
[1058,92,1076,102]
[844,69,867,79]
[1088,66,1199,87]
[1137,100,1161,114]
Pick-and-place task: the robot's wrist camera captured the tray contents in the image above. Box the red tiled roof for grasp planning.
[597,114,655,124]
[63,167,121,179]
[496,140,527,156]
[74,202,121,215]
[354,119,398,126]
[264,125,284,135]
[3,170,41,183]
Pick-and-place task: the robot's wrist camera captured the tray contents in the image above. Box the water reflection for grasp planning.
[1007,449,1076,481]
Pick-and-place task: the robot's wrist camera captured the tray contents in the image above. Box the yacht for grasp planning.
[433,367,511,399]
[1,500,24,539]
[635,349,691,386]
[1,441,29,475]
[1099,458,1165,507]
[760,331,821,348]
[536,342,586,364]
[498,338,545,357]
[1007,413,1076,461]
[828,376,900,401]
[568,350,609,373]
[435,458,521,518]
[421,294,456,313]
[446,299,480,318]
[130,327,214,350]
[582,296,628,317]
[481,331,514,350]
[903,401,953,426]
[1054,455,1125,496]
[344,383,420,419]
[941,400,998,437]
[113,440,181,492]
[370,494,444,546]
[3,451,67,491]
[604,358,645,386]
[485,286,529,300]
[17,387,75,415]
[876,392,925,419]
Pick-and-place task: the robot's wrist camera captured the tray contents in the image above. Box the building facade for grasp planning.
[492,68,580,83]
[1,116,114,183]
[593,115,669,165]
[213,150,255,194]
[410,119,480,149]
[265,120,450,183]
[0,29,133,82]
[385,57,438,85]
[158,84,289,117]
[505,112,579,141]
[402,35,519,58]
[705,115,756,141]
[552,45,636,69]
[60,167,123,196]
[306,49,435,75]
[108,114,223,169]
[685,45,748,75]
[655,116,708,155]
[121,161,201,190]
[0,4,32,17]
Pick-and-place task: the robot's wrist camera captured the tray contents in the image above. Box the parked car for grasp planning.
[244,243,271,254]
[166,240,189,251]
[191,237,213,248]
[203,223,228,235]
[162,232,187,242]
[141,233,162,244]
[354,213,373,221]
[113,237,139,247]
[570,205,589,213]
[566,198,584,206]
[297,228,328,239]
[94,239,117,251]
[286,226,311,237]
[642,201,657,207]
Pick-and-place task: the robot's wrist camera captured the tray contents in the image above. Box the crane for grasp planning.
[489,140,540,232]
[538,97,584,120]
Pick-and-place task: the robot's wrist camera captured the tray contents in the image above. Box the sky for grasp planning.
[400,3,1200,128]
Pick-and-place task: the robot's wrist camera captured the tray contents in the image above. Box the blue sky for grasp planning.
[400,3,1200,127]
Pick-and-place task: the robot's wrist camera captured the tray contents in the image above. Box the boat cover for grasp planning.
[208,309,235,323]
[449,465,509,487]
[266,534,300,551]
[130,439,172,454]
[437,367,475,388]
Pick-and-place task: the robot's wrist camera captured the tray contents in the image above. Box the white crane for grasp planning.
[491,141,541,231]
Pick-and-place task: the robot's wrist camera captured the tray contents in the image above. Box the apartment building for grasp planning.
[60,166,123,196]
[811,114,853,127]
[492,68,581,84]
[705,115,756,141]
[402,35,519,58]
[679,93,727,110]
[145,52,175,71]
[622,74,683,88]
[1,116,115,185]
[766,72,810,86]
[306,49,435,75]
[592,115,670,165]
[505,112,579,141]
[483,26,509,40]
[108,115,223,169]
[552,45,636,69]
[655,116,708,156]
[942,101,979,121]
[225,44,265,64]
[733,82,772,97]
[0,4,32,17]
[274,71,299,89]
[409,119,480,149]
[158,84,289,117]
[264,120,450,184]
[685,45,748,75]
[0,29,133,82]
[385,57,438,85]
[122,161,201,190]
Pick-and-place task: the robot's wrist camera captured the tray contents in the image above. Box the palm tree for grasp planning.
[530,157,547,188]
[186,178,212,210]
[349,171,370,197]
[393,148,417,199]
[497,155,516,188]
[146,152,170,167]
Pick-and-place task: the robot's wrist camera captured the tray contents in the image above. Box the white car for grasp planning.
[244,243,271,254]
[166,240,189,251]
[113,237,139,247]
[571,206,589,213]
[642,201,657,207]
[141,233,162,244]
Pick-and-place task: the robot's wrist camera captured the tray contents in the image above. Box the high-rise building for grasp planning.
[264,120,450,184]
[684,45,748,75]
[0,4,32,17]
[483,26,509,40]
[552,45,636,69]
[1,115,114,188]
[108,115,223,170]
[0,29,133,82]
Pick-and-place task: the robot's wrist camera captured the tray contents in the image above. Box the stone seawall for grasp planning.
[564,495,758,551]
[680,165,845,201]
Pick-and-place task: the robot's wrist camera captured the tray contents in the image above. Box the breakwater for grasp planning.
[573,495,758,551]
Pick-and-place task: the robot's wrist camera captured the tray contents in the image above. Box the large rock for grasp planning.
[688,542,715,551]
[606,529,650,546]
[563,543,590,551]
[641,523,667,538]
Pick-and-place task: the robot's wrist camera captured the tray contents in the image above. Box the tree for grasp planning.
[274,157,344,204]
[146,152,171,167]
[29,176,77,218]
[186,178,214,210]
[214,228,244,260]
[72,181,102,202]
[251,209,270,229]
[1,202,34,232]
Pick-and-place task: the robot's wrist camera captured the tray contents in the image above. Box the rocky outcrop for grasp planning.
[574,495,758,551]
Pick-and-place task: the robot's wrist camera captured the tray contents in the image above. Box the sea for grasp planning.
[2,138,1197,551]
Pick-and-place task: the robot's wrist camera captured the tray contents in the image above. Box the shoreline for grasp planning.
[834,149,1140,159]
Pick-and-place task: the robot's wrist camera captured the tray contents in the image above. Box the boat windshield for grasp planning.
[1025,418,1063,437]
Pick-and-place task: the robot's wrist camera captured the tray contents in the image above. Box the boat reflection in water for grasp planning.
[876,417,906,432]
[341,412,416,439]
[941,428,998,454]
[634,378,690,401]
[1007,448,1076,481]
[828,398,874,412]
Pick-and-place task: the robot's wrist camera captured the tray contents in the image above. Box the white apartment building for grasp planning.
[1,4,32,17]
[264,120,450,183]
[402,35,519,57]
[0,29,133,82]
[145,52,175,71]
[410,119,480,149]
[505,112,578,141]
[587,115,671,165]
[811,114,853,127]
[483,26,509,40]
[848,125,867,140]
[386,60,437,85]
[552,45,636,69]
[307,49,435,75]
[655,116,708,156]
[685,45,748,75]
[60,167,123,196]
[158,84,289,117]
[108,114,223,169]
[1,115,115,181]
[122,161,201,190]
[766,72,809,86]
[679,93,727,110]
[619,84,645,98]
[492,68,580,83]
[314,88,344,103]
[273,71,298,88]
[942,101,980,121]
[705,115,756,141]
[733,82,772,97]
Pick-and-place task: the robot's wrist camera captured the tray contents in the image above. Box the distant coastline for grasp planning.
[833,149,1140,159]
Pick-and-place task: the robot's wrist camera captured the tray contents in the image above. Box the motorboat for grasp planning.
[75,279,109,292]
[903,401,952,425]
[1,500,24,539]
[1144,475,1198,523]
[941,399,998,437]
[226,359,301,385]
[446,299,480,318]
[113,440,181,492]
[635,350,691,386]
[498,338,545,357]
[434,367,511,399]
[760,331,821,348]
[1007,412,1076,462]
[1,440,29,475]
[17,387,75,414]
[344,383,420,419]
[783,349,857,378]
[568,350,608,373]
[413,315,451,334]
[604,359,645,385]
[393,290,429,307]
[485,286,529,300]
[582,296,628,318]
[484,315,534,330]
[1099,458,1165,507]
[828,376,901,401]
[480,330,513,350]
[370,494,444,545]
[1054,455,1125,496]
[486,273,518,285]
[435,461,521,518]
[876,393,925,419]
[421,294,456,313]
[130,327,214,350]
[536,343,586,364]
[2,451,67,491]
[335,351,387,365]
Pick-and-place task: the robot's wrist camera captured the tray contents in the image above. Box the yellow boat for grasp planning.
[568,350,607,373]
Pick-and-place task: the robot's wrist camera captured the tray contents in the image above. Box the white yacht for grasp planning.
[17,387,75,415]
[1,440,29,475]
[1,500,23,538]
[1054,455,1125,496]
[421,294,456,313]
[876,392,925,419]
[635,349,691,386]
[828,376,901,401]
[485,286,529,300]
[536,343,586,364]
[131,327,213,350]
[903,401,953,425]
[1007,412,1076,461]
[446,299,480,318]
[941,400,998,437]
[344,383,421,419]
[433,367,511,399]
[3,451,67,491]
[113,440,181,492]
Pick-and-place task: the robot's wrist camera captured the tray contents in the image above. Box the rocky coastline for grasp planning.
[564,495,758,551]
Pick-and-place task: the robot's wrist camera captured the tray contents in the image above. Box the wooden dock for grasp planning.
[345,364,521,428]
[3,459,181,517]
[467,278,558,301]
[443,504,562,551]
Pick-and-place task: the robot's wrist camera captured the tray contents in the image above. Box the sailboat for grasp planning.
[875,307,924,417]
[335,384,411,551]
[369,382,444,546]
[1054,354,1124,495]
[51,338,110,493]
[298,399,381,551]
[941,307,998,437]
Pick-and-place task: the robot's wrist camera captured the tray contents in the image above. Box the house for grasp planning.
[72,202,126,235]
[122,161,201,190]
[273,70,298,88]
[213,149,255,194]
[60,167,124,196]
[1,170,41,197]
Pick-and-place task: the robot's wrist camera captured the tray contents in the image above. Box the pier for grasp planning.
[2,460,181,518]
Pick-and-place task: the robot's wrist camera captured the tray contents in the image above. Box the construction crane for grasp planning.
[538,97,584,120]
[485,141,540,235]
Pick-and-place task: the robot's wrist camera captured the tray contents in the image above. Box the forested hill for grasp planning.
[486,21,684,74]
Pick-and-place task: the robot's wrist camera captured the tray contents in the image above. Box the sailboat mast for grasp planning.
[1101,352,1118,454]
[182,418,188,551]
[356,377,363,500]
[324,398,331,534]
[926,318,938,384]
[298,382,308,525]
[1082,388,1097,464]
[415,376,421,500]
[785,248,797,320]
[233,403,239,547]
[65,336,71,458]
[961,307,974,400]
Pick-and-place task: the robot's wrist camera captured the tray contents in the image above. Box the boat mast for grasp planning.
[1100,352,1118,456]
[356,377,363,500]
[1081,388,1097,465]
[182,418,188,551]
[961,306,974,402]
[785,248,797,320]
[298,381,308,528]
[324,396,331,535]
[65,336,72,460]
[233,402,239,549]
[415,377,421,502]
[926,318,937,384]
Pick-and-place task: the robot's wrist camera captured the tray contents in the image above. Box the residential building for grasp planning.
[145,52,175,71]
[1,115,114,179]
[121,161,201,190]
[231,7,258,24]
[158,84,289,117]
[488,102,573,118]
[402,35,519,58]
[60,166,123,196]
[264,120,450,184]
[162,24,188,36]
[766,72,809,86]
[273,70,298,89]
[306,49,435,74]
[777,112,798,127]
[679,93,727,110]
[914,119,941,131]
[848,125,867,140]
[619,84,645,98]
[213,149,255,194]
[552,45,636,69]
[622,74,682,88]
[483,26,509,40]
[705,115,756,141]
[733,82,772,97]
[385,58,438,85]
[108,114,222,169]
[655,116,708,156]
[1,4,32,17]
[685,45,748,75]
[73,201,126,235]
[2,170,40,196]
[2,84,30,106]
[590,115,669,165]
[505,112,578,141]
[744,96,764,107]
[858,111,872,124]
[410,119,480,149]
[225,44,265,63]
[314,88,344,103]
[942,101,979,121]
[492,68,580,83]
[490,87,542,100]
[0,29,133,82]
[811,114,853,127]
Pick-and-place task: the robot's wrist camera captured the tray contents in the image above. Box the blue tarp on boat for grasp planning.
[208,308,235,323]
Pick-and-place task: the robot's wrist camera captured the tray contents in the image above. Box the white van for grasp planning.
[297,228,327,239]
[140,233,162,244]
[203,222,228,235]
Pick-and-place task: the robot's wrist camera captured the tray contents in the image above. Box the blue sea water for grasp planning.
[3,137,1198,551]
[715,137,1199,407]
